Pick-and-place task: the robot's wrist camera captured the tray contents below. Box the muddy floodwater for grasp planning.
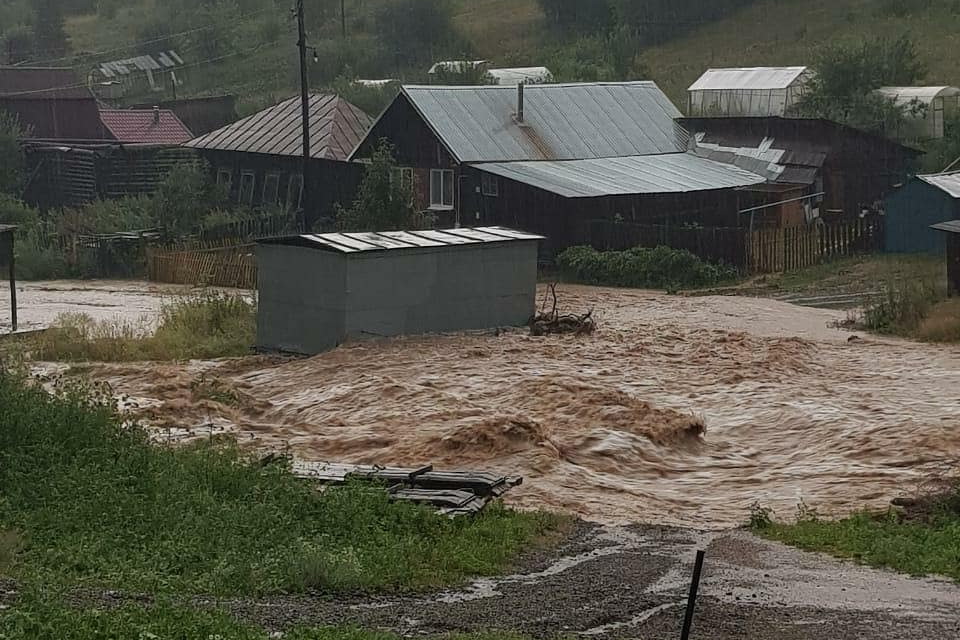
[18,281,960,528]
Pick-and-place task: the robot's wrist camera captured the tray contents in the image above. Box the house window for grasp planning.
[239,171,256,206]
[481,173,499,197]
[262,173,280,206]
[430,169,454,209]
[286,173,303,210]
[391,167,414,192]
[216,168,232,188]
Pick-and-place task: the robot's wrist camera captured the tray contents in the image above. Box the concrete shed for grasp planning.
[256,227,543,355]
[885,173,960,253]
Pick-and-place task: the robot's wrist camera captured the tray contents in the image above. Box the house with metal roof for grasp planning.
[256,226,542,354]
[687,67,814,118]
[683,116,920,228]
[351,82,766,253]
[0,67,109,140]
[184,93,374,224]
[875,86,960,140]
[885,172,960,253]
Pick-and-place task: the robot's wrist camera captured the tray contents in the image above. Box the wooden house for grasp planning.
[184,94,372,226]
[0,67,109,140]
[351,82,766,254]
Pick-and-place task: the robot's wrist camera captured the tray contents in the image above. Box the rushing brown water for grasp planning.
[56,285,960,528]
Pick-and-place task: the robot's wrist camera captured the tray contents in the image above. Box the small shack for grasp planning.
[256,227,542,355]
[876,86,960,140]
[0,225,16,332]
[931,221,960,295]
[885,173,960,253]
[687,67,814,117]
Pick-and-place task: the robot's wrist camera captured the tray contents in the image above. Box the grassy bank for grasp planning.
[0,371,560,598]
[751,492,960,580]
[27,292,256,362]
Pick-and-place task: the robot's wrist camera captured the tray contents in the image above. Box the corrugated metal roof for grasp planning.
[184,94,372,162]
[260,226,543,253]
[99,50,183,78]
[99,109,193,144]
[931,220,960,234]
[0,66,93,100]
[487,67,553,85]
[919,172,960,199]
[428,60,490,74]
[475,152,765,198]
[877,86,960,105]
[689,67,810,92]
[396,82,686,163]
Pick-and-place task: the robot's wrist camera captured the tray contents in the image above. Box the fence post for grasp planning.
[680,550,706,640]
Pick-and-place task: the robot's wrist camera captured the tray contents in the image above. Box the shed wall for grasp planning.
[343,242,538,339]
[256,244,347,354]
[884,181,958,253]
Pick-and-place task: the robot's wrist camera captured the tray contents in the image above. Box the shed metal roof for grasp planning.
[919,172,960,199]
[99,109,193,144]
[487,67,553,85]
[260,226,543,253]
[931,220,960,234]
[395,82,686,163]
[877,86,960,105]
[689,67,810,92]
[184,94,373,162]
[98,50,184,78]
[475,152,765,198]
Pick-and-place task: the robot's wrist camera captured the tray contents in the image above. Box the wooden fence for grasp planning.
[147,245,257,289]
[747,218,883,273]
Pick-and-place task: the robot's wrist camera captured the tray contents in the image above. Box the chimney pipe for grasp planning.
[517,83,524,123]
[152,105,160,125]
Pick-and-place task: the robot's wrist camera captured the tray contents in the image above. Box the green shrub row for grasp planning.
[556,245,738,290]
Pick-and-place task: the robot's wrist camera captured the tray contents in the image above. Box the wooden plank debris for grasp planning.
[291,461,523,516]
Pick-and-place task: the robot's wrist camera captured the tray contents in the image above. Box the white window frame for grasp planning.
[286,174,303,210]
[392,167,414,191]
[430,169,454,210]
[481,173,499,197]
[262,172,280,206]
[238,171,256,206]
[216,168,232,188]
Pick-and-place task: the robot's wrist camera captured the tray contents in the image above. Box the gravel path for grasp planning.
[215,524,960,640]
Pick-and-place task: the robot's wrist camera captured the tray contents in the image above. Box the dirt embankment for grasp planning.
[60,285,960,529]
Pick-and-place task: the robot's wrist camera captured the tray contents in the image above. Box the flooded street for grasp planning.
[44,282,960,529]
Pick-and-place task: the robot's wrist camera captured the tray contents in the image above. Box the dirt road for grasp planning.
[74,284,960,528]
[218,523,960,639]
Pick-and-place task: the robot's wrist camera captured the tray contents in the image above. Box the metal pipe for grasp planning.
[517,83,524,123]
[680,549,705,640]
[738,191,825,214]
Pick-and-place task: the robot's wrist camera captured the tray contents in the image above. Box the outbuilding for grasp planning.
[885,173,960,253]
[876,86,960,140]
[931,221,960,296]
[687,67,814,117]
[256,226,542,355]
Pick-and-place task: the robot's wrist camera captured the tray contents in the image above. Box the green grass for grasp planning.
[28,292,256,362]
[0,371,561,598]
[752,501,960,580]
[0,592,531,640]
[750,254,944,297]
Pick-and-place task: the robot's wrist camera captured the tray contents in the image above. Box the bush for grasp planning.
[0,194,39,228]
[861,278,944,334]
[556,245,738,290]
[13,227,71,280]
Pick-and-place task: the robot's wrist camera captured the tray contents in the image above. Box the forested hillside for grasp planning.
[1,0,958,116]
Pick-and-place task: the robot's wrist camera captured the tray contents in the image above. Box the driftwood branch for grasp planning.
[530,284,596,336]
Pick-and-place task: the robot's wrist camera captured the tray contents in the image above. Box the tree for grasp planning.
[149,162,227,239]
[537,0,612,34]
[793,36,927,135]
[374,0,458,63]
[32,0,69,58]
[335,139,426,232]
[0,111,25,197]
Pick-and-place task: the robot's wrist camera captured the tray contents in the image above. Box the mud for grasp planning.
[64,284,960,528]
[215,524,960,639]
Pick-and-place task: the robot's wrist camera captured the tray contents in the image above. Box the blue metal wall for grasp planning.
[885,180,960,253]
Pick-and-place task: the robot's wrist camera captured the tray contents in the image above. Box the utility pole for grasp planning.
[296,0,312,231]
[341,0,346,39]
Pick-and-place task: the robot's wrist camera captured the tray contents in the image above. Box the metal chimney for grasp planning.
[517,82,524,123]
[152,105,160,125]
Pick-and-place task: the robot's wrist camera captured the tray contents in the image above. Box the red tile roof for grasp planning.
[98,108,194,144]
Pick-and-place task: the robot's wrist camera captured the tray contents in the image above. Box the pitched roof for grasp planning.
[0,66,94,100]
[99,108,194,144]
[385,82,686,163]
[184,94,373,161]
[259,227,543,253]
[930,220,960,234]
[689,67,810,92]
[475,152,765,198]
[919,172,960,199]
[487,67,553,85]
